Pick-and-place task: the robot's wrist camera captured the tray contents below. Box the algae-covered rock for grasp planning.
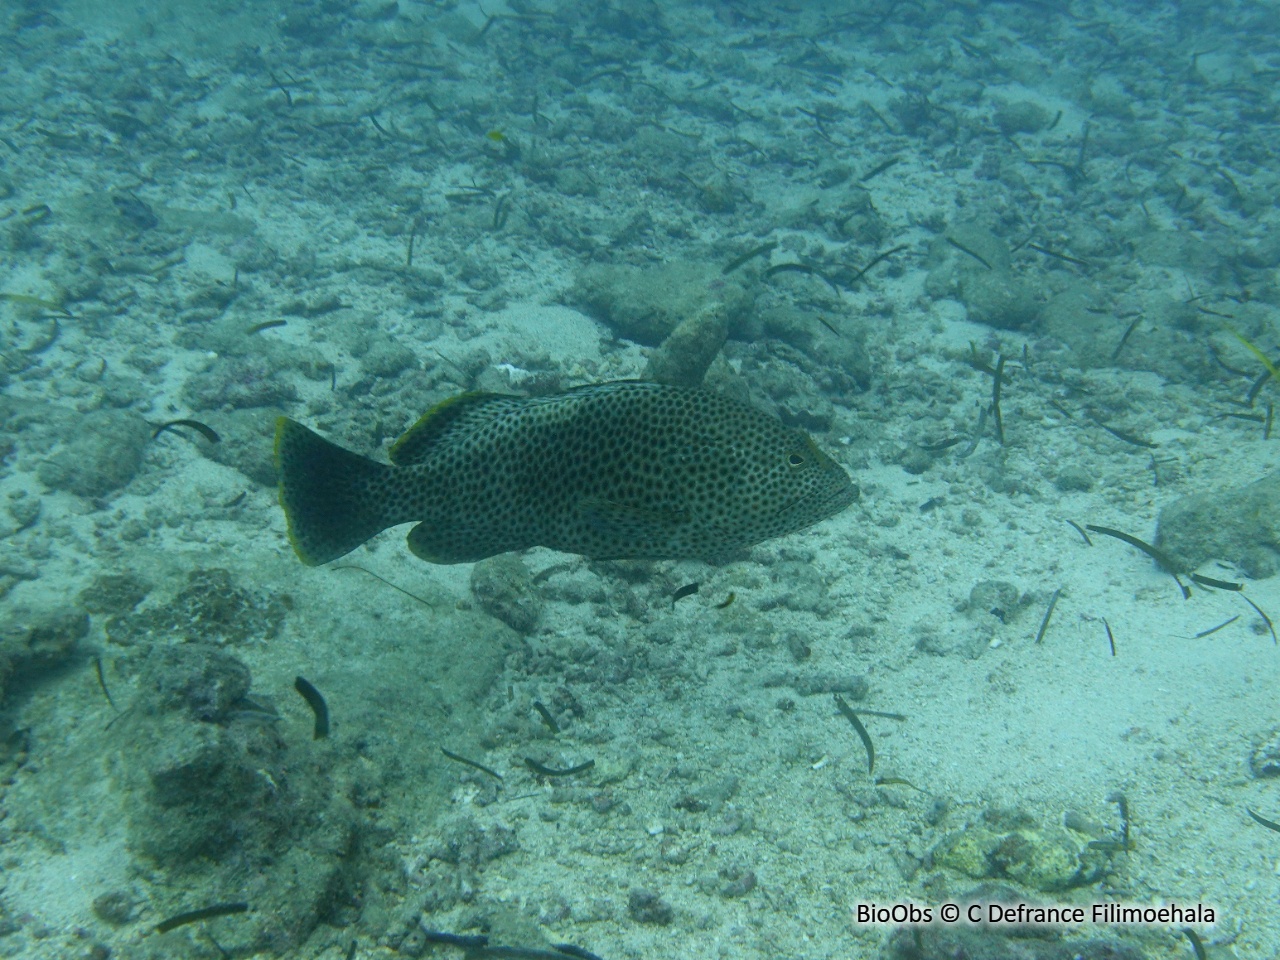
[880,890,1152,957]
[828,186,886,245]
[77,571,152,614]
[882,916,1147,960]
[750,306,874,392]
[181,353,299,410]
[960,269,1040,330]
[139,643,252,723]
[1039,284,1220,381]
[946,224,1012,272]
[106,567,288,646]
[1156,470,1280,577]
[121,644,359,956]
[932,819,1107,891]
[572,260,752,345]
[993,98,1054,135]
[1250,729,1280,778]
[1054,465,1094,493]
[692,170,739,214]
[644,301,729,387]
[925,225,1040,331]
[0,606,89,706]
[471,554,543,634]
[359,336,417,379]
[37,408,150,497]
[128,650,268,860]
[819,332,873,393]
[966,580,1023,618]
[202,407,284,487]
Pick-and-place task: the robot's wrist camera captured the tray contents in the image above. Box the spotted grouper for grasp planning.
[275,380,857,565]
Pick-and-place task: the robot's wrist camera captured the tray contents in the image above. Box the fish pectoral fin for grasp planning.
[579,496,689,535]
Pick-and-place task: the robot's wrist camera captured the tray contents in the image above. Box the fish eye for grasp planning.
[788,453,805,467]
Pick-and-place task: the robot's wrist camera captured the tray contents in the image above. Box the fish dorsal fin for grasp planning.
[389,391,520,465]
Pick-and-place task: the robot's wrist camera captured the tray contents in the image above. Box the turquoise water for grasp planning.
[1,1,1279,957]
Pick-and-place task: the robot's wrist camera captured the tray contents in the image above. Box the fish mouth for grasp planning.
[819,478,860,515]
[782,476,859,521]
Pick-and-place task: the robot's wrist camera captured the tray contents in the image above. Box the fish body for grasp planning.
[275,380,857,565]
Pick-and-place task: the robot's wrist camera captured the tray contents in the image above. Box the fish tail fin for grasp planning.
[275,417,399,565]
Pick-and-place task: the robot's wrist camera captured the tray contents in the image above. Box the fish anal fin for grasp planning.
[406,521,518,565]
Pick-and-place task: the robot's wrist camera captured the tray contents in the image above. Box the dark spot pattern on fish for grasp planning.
[275,380,858,565]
